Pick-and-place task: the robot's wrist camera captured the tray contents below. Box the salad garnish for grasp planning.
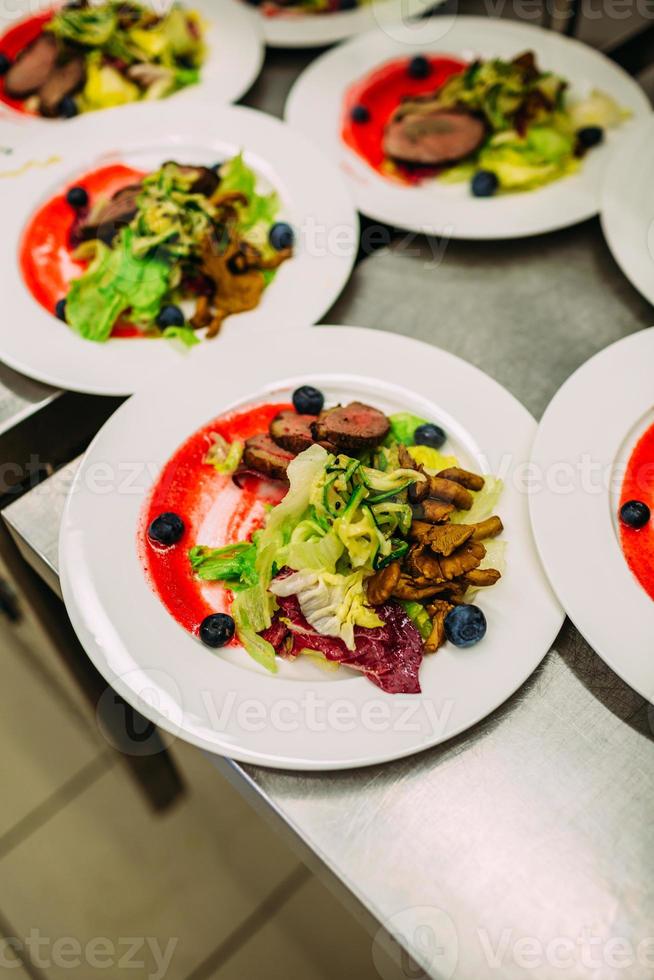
[346,49,628,195]
[58,157,292,343]
[149,392,506,694]
[1,1,205,118]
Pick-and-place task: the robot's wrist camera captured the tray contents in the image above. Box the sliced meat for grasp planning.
[426,476,473,510]
[80,185,142,244]
[311,401,390,451]
[5,34,58,99]
[242,433,294,482]
[384,107,486,167]
[38,54,85,117]
[366,561,401,606]
[162,162,220,197]
[418,499,455,524]
[437,467,485,492]
[269,410,316,454]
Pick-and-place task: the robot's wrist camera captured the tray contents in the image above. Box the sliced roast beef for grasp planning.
[384,106,486,167]
[38,54,85,117]
[163,161,220,197]
[80,185,142,244]
[311,401,390,451]
[4,34,58,99]
[269,410,316,454]
[242,433,294,482]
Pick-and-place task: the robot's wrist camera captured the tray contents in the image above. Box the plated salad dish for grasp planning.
[142,386,505,694]
[343,48,627,194]
[20,155,293,344]
[0,0,205,119]
[619,422,654,602]
[249,0,365,17]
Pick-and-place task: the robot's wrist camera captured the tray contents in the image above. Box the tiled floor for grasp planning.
[0,576,384,980]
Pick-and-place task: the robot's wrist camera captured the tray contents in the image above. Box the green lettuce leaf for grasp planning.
[189,543,258,590]
[387,412,428,446]
[163,326,200,348]
[219,153,279,232]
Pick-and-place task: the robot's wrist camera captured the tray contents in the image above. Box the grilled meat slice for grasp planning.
[80,185,142,244]
[366,561,402,606]
[426,476,473,510]
[470,516,504,541]
[311,402,390,451]
[38,54,85,117]
[269,410,316,454]
[424,599,454,653]
[419,499,455,524]
[437,466,485,492]
[384,106,486,167]
[5,34,58,98]
[242,433,294,482]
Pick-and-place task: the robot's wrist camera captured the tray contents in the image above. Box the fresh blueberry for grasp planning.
[292,385,324,415]
[577,126,604,149]
[444,605,487,648]
[471,170,499,197]
[55,298,67,322]
[620,500,650,530]
[66,185,89,210]
[156,304,185,329]
[148,512,185,546]
[414,423,446,449]
[60,95,78,118]
[269,222,294,251]
[350,104,370,124]
[199,613,235,648]
[0,53,12,76]
[407,55,431,80]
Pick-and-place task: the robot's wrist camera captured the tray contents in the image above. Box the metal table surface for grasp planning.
[5,213,654,978]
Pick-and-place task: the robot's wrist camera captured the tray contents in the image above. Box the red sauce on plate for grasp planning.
[620,421,654,600]
[19,163,146,338]
[341,55,468,184]
[139,402,290,639]
[0,11,54,114]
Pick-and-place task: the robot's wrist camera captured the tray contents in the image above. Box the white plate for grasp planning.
[0,101,357,395]
[59,325,563,770]
[530,328,654,702]
[285,17,651,239]
[234,0,437,49]
[601,117,654,307]
[0,0,263,134]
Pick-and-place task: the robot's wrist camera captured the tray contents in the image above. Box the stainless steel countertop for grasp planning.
[5,217,654,979]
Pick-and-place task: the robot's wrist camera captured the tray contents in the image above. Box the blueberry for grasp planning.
[148,512,185,546]
[444,605,487,648]
[0,53,12,76]
[620,500,650,530]
[471,170,499,197]
[269,222,294,251]
[414,423,446,449]
[66,185,88,210]
[199,613,235,648]
[407,55,431,80]
[577,126,604,149]
[60,95,78,118]
[156,304,185,329]
[292,385,324,415]
[350,104,370,124]
[55,298,67,322]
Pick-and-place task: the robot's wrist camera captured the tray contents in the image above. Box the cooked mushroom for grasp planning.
[470,516,504,541]
[424,600,454,653]
[437,467,485,492]
[426,476,474,510]
[366,561,402,606]
[419,499,455,524]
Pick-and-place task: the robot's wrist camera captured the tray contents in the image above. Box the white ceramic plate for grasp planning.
[60,325,563,770]
[0,0,263,134]
[233,0,438,49]
[0,101,357,395]
[285,17,651,239]
[530,328,654,702]
[601,117,654,307]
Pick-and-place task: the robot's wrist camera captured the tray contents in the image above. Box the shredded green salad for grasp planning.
[189,412,505,672]
[45,1,205,114]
